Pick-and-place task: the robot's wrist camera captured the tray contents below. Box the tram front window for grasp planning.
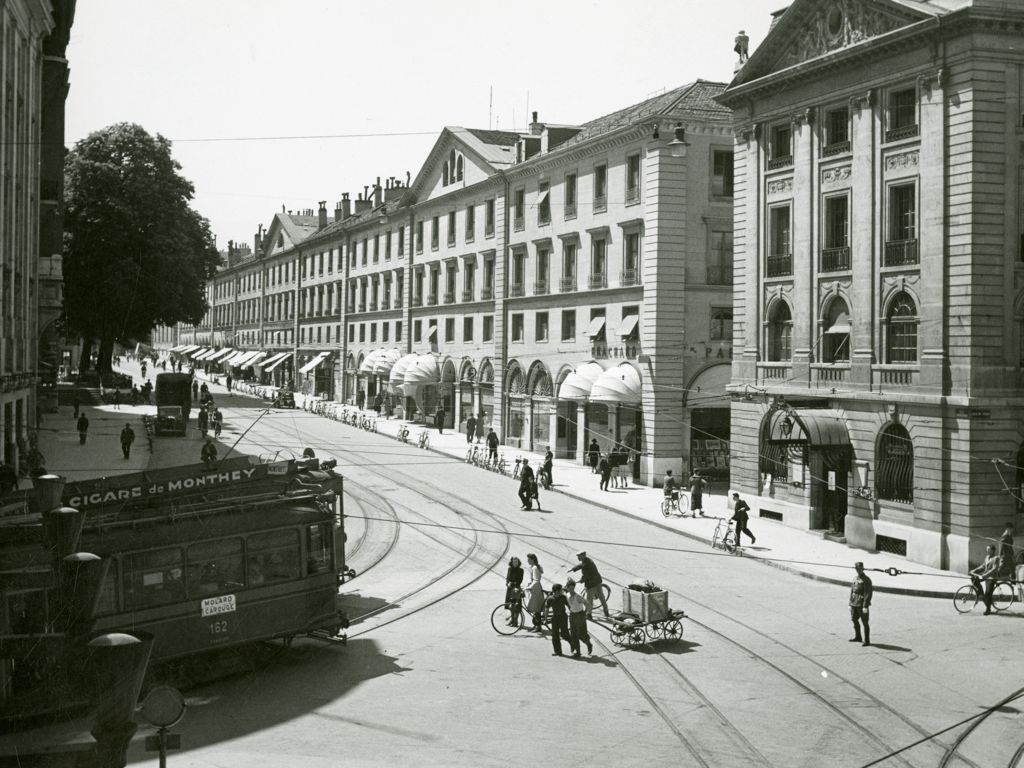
[306,523,333,574]
[247,529,300,584]
[187,538,244,597]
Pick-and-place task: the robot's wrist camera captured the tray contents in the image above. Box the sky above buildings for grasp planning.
[65,0,774,248]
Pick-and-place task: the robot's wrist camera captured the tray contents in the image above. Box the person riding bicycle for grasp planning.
[970,544,1001,615]
[663,469,679,502]
[540,446,554,488]
[211,408,223,438]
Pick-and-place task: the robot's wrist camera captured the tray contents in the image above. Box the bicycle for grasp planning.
[490,588,552,635]
[661,492,690,518]
[417,430,430,449]
[397,425,410,443]
[512,456,523,480]
[496,454,507,475]
[953,579,1018,613]
[711,520,737,553]
[466,445,480,464]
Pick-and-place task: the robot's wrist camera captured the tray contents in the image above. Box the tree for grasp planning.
[63,123,222,373]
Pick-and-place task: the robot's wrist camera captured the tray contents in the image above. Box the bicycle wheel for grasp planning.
[661,498,672,517]
[678,495,690,516]
[490,603,525,635]
[711,528,722,550]
[953,585,978,613]
[723,532,737,554]
[991,582,1014,612]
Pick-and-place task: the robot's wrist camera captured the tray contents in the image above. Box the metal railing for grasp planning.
[427,293,438,306]
[509,283,525,298]
[588,273,608,289]
[461,289,474,302]
[820,246,851,272]
[766,253,792,277]
[767,155,792,170]
[885,124,918,142]
[593,193,607,212]
[443,291,455,304]
[482,286,493,300]
[620,269,640,287]
[559,277,576,293]
[883,239,918,267]
[822,140,851,157]
[625,186,639,204]
[534,279,549,295]
[564,201,577,219]
[412,295,423,307]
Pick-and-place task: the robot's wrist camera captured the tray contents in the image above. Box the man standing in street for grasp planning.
[225,372,233,394]
[435,404,446,434]
[486,428,499,464]
[518,458,535,510]
[998,523,1016,577]
[544,583,570,657]
[570,551,610,619]
[119,423,135,460]
[731,492,756,545]
[565,579,592,657]
[76,413,90,446]
[849,561,873,646]
[465,413,476,444]
[689,470,708,516]
[970,545,1001,615]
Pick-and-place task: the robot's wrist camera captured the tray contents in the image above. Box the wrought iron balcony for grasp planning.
[534,279,549,295]
[443,291,455,304]
[766,253,792,277]
[822,140,851,157]
[625,186,639,204]
[593,193,607,212]
[588,273,608,289]
[412,295,423,307]
[380,298,390,310]
[619,269,639,287]
[482,286,493,300]
[427,293,438,306]
[559,277,576,293]
[821,246,851,272]
[883,239,918,267]
[393,297,403,309]
[767,154,792,170]
[885,124,918,143]
[509,283,525,298]
[461,289,474,302]
[513,214,524,231]
[564,201,577,219]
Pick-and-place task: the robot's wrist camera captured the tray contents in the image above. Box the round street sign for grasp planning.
[141,685,186,728]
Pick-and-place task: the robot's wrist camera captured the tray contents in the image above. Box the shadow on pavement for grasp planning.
[337,592,399,625]
[868,642,913,652]
[624,639,700,656]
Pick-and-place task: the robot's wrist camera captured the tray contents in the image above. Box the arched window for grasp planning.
[442,162,449,186]
[886,292,918,363]
[821,297,850,362]
[449,150,456,182]
[456,154,464,181]
[877,423,913,503]
[767,301,792,362]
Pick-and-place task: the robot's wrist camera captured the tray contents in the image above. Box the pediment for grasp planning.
[735,0,933,86]
[408,127,518,203]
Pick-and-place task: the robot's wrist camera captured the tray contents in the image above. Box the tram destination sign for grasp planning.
[201,594,237,617]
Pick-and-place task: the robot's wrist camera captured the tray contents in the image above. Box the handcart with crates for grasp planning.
[592,582,685,648]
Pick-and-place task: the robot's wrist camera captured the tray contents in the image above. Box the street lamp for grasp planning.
[669,123,689,157]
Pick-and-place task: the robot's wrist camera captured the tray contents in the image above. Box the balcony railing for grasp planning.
[412,295,423,307]
[885,123,918,143]
[447,234,455,247]
[513,215,524,231]
[368,302,377,312]
[427,293,438,306]
[620,269,640,287]
[565,201,577,219]
[461,289,474,302]
[393,297,403,309]
[766,253,792,277]
[588,273,608,289]
[560,276,577,293]
[822,140,851,157]
[813,364,847,383]
[767,154,792,170]
[883,239,918,267]
[821,246,851,272]
[625,186,639,204]
[509,283,525,298]
[593,193,607,212]
[443,291,455,304]
[877,366,915,385]
[706,265,733,285]
[534,279,549,295]
[380,298,390,310]
[482,286,494,300]
[759,362,791,380]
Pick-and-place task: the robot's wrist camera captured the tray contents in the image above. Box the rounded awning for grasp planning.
[589,363,642,405]
[389,353,419,395]
[372,348,402,376]
[359,349,383,373]
[403,353,440,387]
[767,408,849,447]
[686,363,731,407]
[557,361,605,401]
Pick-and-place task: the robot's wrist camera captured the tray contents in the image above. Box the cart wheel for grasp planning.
[610,630,626,647]
[662,619,684,641]
[645,623,662,641]
[629,628,646,646]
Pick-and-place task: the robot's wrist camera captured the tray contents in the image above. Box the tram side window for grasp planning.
[4,590,48,634]
[123,548,185,609]
[247,529,300,585]
[306,523,333,574]
[187,538,244,597]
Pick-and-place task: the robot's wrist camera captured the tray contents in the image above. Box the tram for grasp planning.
[2,457,350,666]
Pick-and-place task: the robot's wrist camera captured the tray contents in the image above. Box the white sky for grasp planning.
[65,1,775,249]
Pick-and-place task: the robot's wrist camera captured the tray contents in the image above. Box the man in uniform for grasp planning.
[849,561,873,646]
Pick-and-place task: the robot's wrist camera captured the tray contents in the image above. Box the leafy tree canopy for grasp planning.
[63,123,222,371]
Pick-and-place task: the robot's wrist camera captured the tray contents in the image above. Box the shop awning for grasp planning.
[264,352,291,372]
[403,353,440,388]
[389,353,419,395]
[195,348,219,361]
[371,348,402,376]
[258,352,288,368]
[222,350,247,365]
[190,347,211,359]
[359,349,384,373]
[766,408,849,447]
[589,363,642,405]
[247,351,269,367]
[299,352,331,375]
[231,350,262,367]
[557,361,605,401]
[206,348,233,363]
[824,311,851,335]
[617,315,639,337]
[587,317,606,338]
[169,344,189,353]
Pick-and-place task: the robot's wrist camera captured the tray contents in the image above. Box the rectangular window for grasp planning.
[187,538,244,598]
[823,106,850,155]
[396,321,402,341]
[398,226,405,256]
[769,124,792,168]
[465,204,475,242]
[513,188,525,231]
[536,311,549,342]
[589,307,606,343]
[708,229,733,284]
[625,153,641,204]
[537,182,551,225]
[373,235,379,263]
[623,232,640,286]
[414,319,422,342]
[593,164,607,212]
[416,221,424,253]
[247,530,300,585]
[768,205,792,277]
[445,318,455,343]
[710,307,733,341]
[561,309,576,341]
[483,315,494,341]
[463,317,473,341]
[463,260,475,301]
[429,267,440,304]
[359,324,365,342]
[712,150,734,196]
[511,313,524,342]
[447,211,456,246]
[485,199,495,237]
[535,247,549,294]
[360,239,367,266]
[822,194,851,271]
[431,216,440,249]
[385,232,391,260]
[349,324,355,342]
[370,323,376,343]
[885,183,918,266]
[122,548,185,608]
[589,238,607,289]
[561,242,577,292]
[886,86,918,141]
[483,257,495,300]
[564,172,577,218]
[382,322,389,342]
[511,250,525,296]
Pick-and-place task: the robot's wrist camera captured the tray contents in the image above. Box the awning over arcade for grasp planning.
[372,348,402,375]
[557,361,605,401]
[589,363,642,405]
[299,351,331,375]
[765,408,849,447]
[359,349,383,373]
[403,353,440,388]
[258,352,288,369]
[264,352,291,372]
[389,353,419,395]
[190,347,211,360]
[169,344,189,353]
[231,350,262,367]
[205,348,233,363]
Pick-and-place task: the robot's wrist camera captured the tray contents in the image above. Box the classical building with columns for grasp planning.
[718,0,1024,571]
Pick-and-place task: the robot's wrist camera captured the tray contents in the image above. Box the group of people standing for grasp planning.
[587,438,634,491]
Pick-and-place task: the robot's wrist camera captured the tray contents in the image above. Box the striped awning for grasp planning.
[372,348,402,375]
[403,353,440,387]
[388,353,419,395]
[205,348,233,363]
[359,349,384,373]
[557,361,605,401]
[299,352,331,375]
[258,352,288,369]
[264,353,291,372]
[589,363,642,405]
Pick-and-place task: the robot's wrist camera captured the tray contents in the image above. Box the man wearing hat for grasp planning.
[849,561,873,646]
[570,551,609,619]
[517,458,536,510]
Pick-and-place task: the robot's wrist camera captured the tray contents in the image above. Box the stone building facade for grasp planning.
[719,0,1024,571]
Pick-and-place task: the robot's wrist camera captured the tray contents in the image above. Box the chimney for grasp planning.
[354,192,372,214]
[385,176,404,202]
[334,199,343,221]
[318,201,328,230]
[529,110,543,136]
[373,177,383,207]
[341,193,351,219]
[254,223,263,255]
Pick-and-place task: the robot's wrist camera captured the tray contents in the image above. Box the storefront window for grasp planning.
[532,401,552,445]
[508,398,526,439]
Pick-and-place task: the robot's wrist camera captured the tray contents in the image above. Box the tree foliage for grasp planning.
[63,123,222,371]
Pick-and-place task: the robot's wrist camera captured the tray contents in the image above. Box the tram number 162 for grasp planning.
[208,619,230,637]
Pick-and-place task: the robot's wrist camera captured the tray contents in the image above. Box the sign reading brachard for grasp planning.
[63,457,268,510]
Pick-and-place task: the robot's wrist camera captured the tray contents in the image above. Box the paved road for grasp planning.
[122,394,1024,768]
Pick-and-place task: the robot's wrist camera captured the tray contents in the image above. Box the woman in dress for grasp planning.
[504,556,524,625]
[524,553,545,630]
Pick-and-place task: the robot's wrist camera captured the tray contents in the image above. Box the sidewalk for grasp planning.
[190,375,966,598]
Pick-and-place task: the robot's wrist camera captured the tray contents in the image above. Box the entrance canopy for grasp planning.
[404,353,440,388]
[389,353,419,395]
[766,408,849,446]
[359,349,383,373]
[299,351,331,375]
[372,348,402,376]
[557,361,605,401]
[589,363,642,405]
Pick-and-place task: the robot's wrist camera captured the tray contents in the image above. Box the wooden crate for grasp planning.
[621,588,669,623]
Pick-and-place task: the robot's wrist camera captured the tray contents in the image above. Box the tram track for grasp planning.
[934,686,1024,768]
[339,488,401,580]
